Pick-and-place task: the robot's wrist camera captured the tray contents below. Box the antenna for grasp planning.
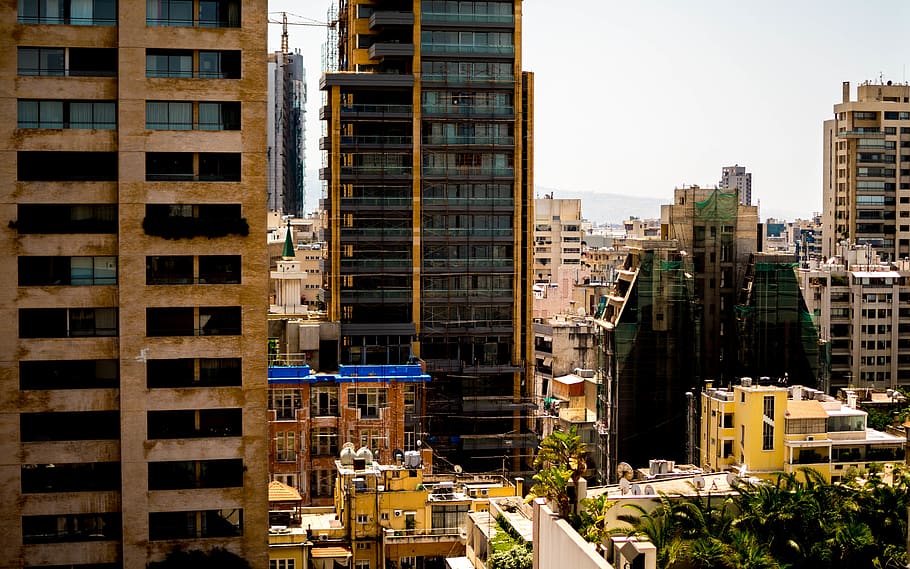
[281,12,288,53]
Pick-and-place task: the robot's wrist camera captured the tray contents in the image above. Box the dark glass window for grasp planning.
[143,204,248,239]
[22,462,120,493]
[198,101,240,130]
[146,152,194,181]
[69,48,117,76]
[18,0,116,25]
[199,255,241,283]
[199,153,241,181]
[199,50,240,78]
[146,49,193,77]
[199,306,241,335]
[146,307,194,336]
[198,0,239,27]
[21,411,120,441]
[149,510,242,540]
[146,256,194,284]
[146,101,193,130]
[147,0,192,25]
[20,359,118,390]
[19,308,118,338]
[19,256,117,286]
[147,408,242,438]
[23,513,121,543]
[148,459,243,490]
[16,204,117,234]
[17,47,64,75]
[18,100,116,129]
[147,357,241,388]
[18,152,117,181]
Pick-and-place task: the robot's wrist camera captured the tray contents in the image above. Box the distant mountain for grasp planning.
[536,186,667,225]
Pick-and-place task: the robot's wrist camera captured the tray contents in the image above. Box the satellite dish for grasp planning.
[630,484,641,495]
[644,485,655,495]
[693,475,705,490]
[454,465,463,474]
[619,478,631,495]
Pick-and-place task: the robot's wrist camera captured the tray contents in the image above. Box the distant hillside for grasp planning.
[536,186,666,225]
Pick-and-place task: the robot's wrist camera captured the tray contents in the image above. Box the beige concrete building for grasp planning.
[534,196,584,284]
[1,1,268,567]
[823,80,910,262]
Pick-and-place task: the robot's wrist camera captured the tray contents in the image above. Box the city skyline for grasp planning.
[269,0,910,222]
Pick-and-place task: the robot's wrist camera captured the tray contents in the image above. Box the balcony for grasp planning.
[837,130,885,139]
[422,135,514,147]
[420,12,514,26]
[323,135,413,150]
[369,42,415,60]
[369,11,414,29]
[421,43,513,57]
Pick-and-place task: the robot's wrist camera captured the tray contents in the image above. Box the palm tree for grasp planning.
[527,466,573,517]
[534,426,587,491]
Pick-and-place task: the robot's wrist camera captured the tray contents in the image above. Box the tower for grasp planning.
[321,0,534,472]
[1,0,268,566]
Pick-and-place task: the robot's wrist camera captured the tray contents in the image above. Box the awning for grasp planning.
[311,546,352,558]
[268,480,302,502]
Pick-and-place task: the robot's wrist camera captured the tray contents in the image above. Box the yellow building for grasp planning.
[267,444,521,569]
[701,381,904,482]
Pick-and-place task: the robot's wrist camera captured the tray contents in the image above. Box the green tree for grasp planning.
[488,544,532,569]
[527,465,573,517]
[533,425,587,490]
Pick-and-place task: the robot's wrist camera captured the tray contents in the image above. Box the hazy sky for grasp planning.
[268,0,910,221]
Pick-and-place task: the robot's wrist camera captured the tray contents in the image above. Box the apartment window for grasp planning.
[147,358,241,388]
[149,509,242,540]
[19,307,117,338]
[148,459,243,490]
[145,152,241,181]
[147,408,243,439]
[276,432,296,462]
[403,384,417,414]
[146,306,241,336]
[200,50,240,78]
[19,256,116,286]
[762,422,774,451]
[146,255,193,284]
[23,513,121,544]
[147,0,239,27]
[270,389,301,420]
[310,385,339,416]
[18,47,117,76]
[311,469,334,497]
[16,204,117,234]
[21,462,120,493]
[200,255,241,283]
[146,49,193,77]
[18,0,116,24]
[359,428,383,451]
[21,411,119,441]
[20,359,118,390]
[18,100,116,129]
[431,504,469,532]
[311,427,338,456]
[146,101,240,130]
[271,561,296,569]
[143,204,248,239]
[348,387,388,419]
[18,151,117,181]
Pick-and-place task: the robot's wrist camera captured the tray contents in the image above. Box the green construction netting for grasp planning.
[695,189,739,220]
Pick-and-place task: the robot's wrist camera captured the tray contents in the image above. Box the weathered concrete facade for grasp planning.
[1,0,268,566]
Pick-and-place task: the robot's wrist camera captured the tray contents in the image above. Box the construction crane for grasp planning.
[268,11,334,53]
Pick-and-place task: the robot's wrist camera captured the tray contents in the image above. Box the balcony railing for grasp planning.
[421,44,514,56]
[340,104,411,115]
[422,135,514,146]
[421,12,513,25]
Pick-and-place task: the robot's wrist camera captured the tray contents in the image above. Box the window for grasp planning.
[403,384,417,414]
[146,101,239,130]
[23,513,121,543]
[143,204,249,239]
[18,0,116,24]
[200,255,241,283]
[311,427,338,456]
[21,462,120,493]
[356,514,369,524]
[21,411,119,441]
[19,307,117,338]
[310,385,339,416]
[146,152,241,181]
[18,100,116,129]
[762,395,774,451]
[147,0,239,26]
[199,50,240,78]
[271,561,296,569]
[147,409,243,438]
[20,359,118,390]
[148,459,243,489]
[18,152,117,181]
[16,204,117,234]
[18,47,116,76]
[149,509,242,540]
[147,358,241,388]
[270,389,301,420]
[310,469,334,497]
[146,49,193,77]
[19,256,116,286]
[276,431,296,462]
[431,504,469,532]
[146,255,193,284]
[146,306,241,336]
[762,422,774,451]
[348,387,388,419]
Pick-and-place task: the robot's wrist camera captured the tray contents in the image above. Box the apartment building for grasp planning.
[800,243,910,392]
[320,0,535,472]
[267,49,305,217]
[823,80,910,261]
[719,164,752,206]
[534,196,583,283]
[701,381,904,483]
[1,1,268,566]
[267,363,430,506]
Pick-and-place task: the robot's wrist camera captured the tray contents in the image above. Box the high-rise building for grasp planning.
[1,1,268,566]
[823,80,910,262]
[719,164,752,206]
[268,50,306,217]
[320,0,535,472]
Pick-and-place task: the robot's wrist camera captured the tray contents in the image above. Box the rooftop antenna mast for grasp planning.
[281,12,288,53]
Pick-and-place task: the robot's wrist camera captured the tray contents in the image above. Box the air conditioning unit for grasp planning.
[468,489,477,498]
[394,510,402,517]
[806,436,815,441]
[318,533,329,541]
[480,488,488,496]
